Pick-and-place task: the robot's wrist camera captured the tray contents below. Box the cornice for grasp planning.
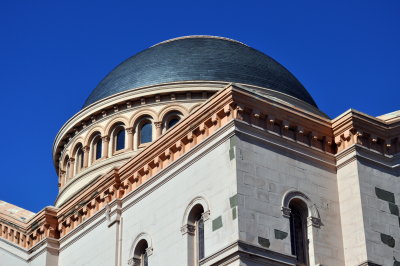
[333,109,400,156]
[121,121,236,213]
[55,151,136,207]
[52,80,331,172]
[0,206,58,250]
[336,144,400,171]
[2,84,399,251]
[0,84,333,250]
[235,121,336,170]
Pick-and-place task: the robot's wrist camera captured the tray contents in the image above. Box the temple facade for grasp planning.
[0,36,399,266]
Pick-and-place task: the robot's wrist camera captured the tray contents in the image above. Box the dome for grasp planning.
[83,36,317,108]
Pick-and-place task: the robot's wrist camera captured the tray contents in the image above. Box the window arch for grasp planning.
[111,123,126,153]
[289,199,309,265]
[95,138,102,160]
[135,116,153,145]
[162,110,183,132]
[74,144,84,175]
[89,133,102,163]
[140,122,152,144]
[63,155,70,184]
[188,204,205,263]
[133,239,148,266]
[116,129,125,151]
[129,234,153,266]
[281,190,321,266]
[181,198,210,266]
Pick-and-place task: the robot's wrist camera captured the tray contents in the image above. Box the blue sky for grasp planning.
[1,1,399,212]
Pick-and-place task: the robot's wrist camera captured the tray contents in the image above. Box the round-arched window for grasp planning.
[133,239,149,266]
[140,121,152,144]
[163,111,183,132]
[167,117,180,129]
[289,199,309,265]
[95,138,102,160]
[116,128,125,151]
[75,145,84,174]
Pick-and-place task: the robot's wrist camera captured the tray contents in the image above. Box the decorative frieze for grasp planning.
[334,127,398,155]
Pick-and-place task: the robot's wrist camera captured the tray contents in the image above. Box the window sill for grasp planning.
[113,149,126,156]
[138,143,151,149]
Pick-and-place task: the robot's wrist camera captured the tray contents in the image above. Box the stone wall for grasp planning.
[234,128,344,265]
[358,159,399,266]
[120,130,238,265]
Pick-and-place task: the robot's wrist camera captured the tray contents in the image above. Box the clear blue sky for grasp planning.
[1,1,399,212]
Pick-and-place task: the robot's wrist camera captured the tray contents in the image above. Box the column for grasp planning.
[126,127,134,151]
[83,146,90,168]
[68,158,75,178]
[59,170,66,187]
[154,121,162,138]
[102,136,110,159]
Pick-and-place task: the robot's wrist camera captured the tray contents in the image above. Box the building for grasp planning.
[0,36,399,266]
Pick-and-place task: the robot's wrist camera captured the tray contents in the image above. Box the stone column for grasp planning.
[83,146,90,168]
[68,158,75,178]
[102,136,110,159]
[59,170,66,187]
[126,127,134,151]
[154,121,162,138]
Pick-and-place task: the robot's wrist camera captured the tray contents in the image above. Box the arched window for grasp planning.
[185,204,205,265]
[114,127,125,151]
[90,134,102,162]
[116,129,125,151]
[75,145,84,174]
[140,121,152,144]
[289,199,309,265]
[162,110,183,132]
[197,218,205,260]
[132,239,149,266]
[66,161,70,179]
[63,156,70,181]
[95,138,102,160]
[167,117,180,129]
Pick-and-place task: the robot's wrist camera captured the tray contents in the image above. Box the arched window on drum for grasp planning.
[111,123,126,153]
[162,110,183,133]
[74,144,84,174]
[136,116,153,145]
[89,133,102,163]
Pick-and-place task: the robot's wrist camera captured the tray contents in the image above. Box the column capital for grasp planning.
[83,145,90,152]
[308,216,322,228]
[101,136,110,142]
[145,247,153,256]
[154,121,162,128]
[201,210,210,221]
[180,224,195,235]
[281,206,291,218]
[126,127,135,134]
